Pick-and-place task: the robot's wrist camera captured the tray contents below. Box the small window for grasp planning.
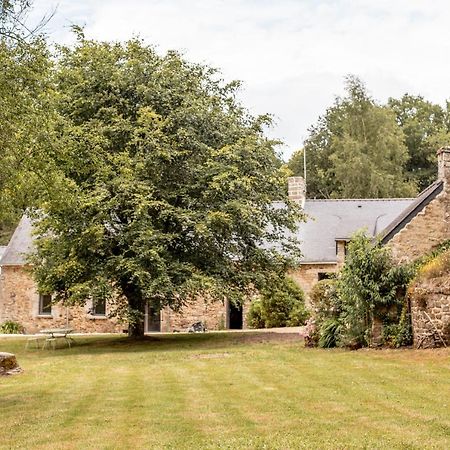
[92,298,106,316]
[39,294,52,316]
[318,272,332,281]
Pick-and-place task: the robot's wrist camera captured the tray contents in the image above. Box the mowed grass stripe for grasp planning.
[0,333,449,449]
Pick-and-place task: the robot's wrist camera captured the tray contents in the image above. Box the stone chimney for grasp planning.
[437,146,450,186]
[288,176,306,207]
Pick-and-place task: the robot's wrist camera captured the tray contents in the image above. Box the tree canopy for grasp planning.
[0,1,55,243]
[30,36,303,337]
[388,94,450,191]
[289,77,419,199]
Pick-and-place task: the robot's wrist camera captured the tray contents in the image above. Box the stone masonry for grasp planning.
[0,265,245,333]
[388,192,450,263]
[386,148,450,346]
[160,297,247,332]
[0,266,123,334]
[388,147,450,263]
[409,278,450,348]
[290,263,339,306]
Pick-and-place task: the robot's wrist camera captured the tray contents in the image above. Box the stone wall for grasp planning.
[290,263,338,305]
[409,278,450,348]
[0,265,248,333]
[160,297,249,332]
[0,266,123,334]
[387,189,450,263]
[160,297,227,332]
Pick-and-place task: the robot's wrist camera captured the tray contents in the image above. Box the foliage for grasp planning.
[30,36,303,337]
[309,279,341,322]
[246,298,265,329]
[0,2,56,242]
[287,301,310,327]
[0,0,53,42]
[0,320,23,334]
[307,232,415,349]
[247,277,308,328]
[388,94,450,191]
[337,231,415,347]
[309,279,342,348]
[318,318,341,348]
[381,304,412,348]
[412,246,450,282]
[288,76,415,199]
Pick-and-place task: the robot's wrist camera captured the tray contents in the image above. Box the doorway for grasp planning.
[145,304,161,332]
[228,302,243,329]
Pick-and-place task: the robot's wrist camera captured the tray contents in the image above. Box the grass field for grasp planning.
[0,332,449,450]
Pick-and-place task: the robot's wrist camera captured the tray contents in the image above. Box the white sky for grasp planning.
[28,0,450,160]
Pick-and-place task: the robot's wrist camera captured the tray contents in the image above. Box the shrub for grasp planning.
[246,298,265,329]
[288,302,309,326]
[247,277,309,328]
[0,320,23,334]
[381,305,412,348]
[309,279,341,322]
[307,232,415,349]
[318,318,341,348]
[338,231,414,347]
[415,248,450,281]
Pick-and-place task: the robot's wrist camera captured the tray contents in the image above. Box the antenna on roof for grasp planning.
[302,139,307,193]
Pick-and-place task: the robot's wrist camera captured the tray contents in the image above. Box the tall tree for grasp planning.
[288,76,415,199]
[31,37,303,337]
[0,1,54,243]
[388,94,450,191]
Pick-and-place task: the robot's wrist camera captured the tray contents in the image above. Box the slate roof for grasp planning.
[285,198,415,263]
[0,215,34,266]
[0,195,426,266]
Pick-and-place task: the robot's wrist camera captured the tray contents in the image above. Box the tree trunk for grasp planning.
[123,288,146,339]
[128,319,145,338]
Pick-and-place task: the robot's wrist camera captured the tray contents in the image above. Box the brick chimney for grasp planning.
[437,146,450,186]
[288,176,306,207]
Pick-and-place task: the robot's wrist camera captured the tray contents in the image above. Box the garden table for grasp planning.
[40,328,74,349]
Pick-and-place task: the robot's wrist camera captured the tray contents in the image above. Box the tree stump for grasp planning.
[0,352,22,376]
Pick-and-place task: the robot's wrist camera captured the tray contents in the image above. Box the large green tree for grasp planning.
[0,1,55,243]
[31,36,302,337]
[288,76,415,199]
[388,94,450,191]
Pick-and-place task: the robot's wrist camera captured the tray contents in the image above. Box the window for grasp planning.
[39,294,52,316]
[92,298,106,316]
[318,272,332,281]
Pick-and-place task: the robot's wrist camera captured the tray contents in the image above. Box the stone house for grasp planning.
[287,180,414,299]
[1,148,450,336]
[0,215,245,334]
[380,147,450,347]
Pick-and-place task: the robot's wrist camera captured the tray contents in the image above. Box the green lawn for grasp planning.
[0,332,449,450]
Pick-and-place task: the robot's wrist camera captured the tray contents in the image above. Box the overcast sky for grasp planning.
[28,0,450,159]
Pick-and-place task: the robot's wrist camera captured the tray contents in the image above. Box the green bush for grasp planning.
[246,298,265,329]
[0,320,23,334]
[381,305,412,348]
[307,232,415,349]
[309,279,341,322]
[318,318,342,348]
[247,277,309,328]
[288,302,309,326]
[338,232,414,347]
